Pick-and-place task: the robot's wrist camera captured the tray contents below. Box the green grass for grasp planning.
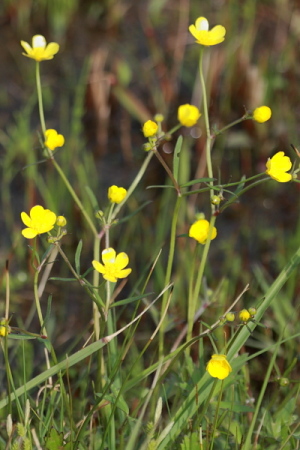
[0,0,300,449]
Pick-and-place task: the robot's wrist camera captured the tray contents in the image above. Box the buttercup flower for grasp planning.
[206,354,232,380]
[178,104,201,127]
[0,318,11,337]
[21,205,57,239]
[92,248,132,282]
[56,216,67,227]
[189,17,226,46]
[108,185,127,204]
[189,219,217,244]
[266,151,292,183]
[20,35,59,62]
[44,129,65,151]
[253,106,272,123]
[142,120,158,138]
[239,309,251,322]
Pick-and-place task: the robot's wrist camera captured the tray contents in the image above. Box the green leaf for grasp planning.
[173,135,183,182]
[116,200,153,225]
[49,277,78,282]
[180,432,199,450]
[8,334,37,340]
[111,292,153,308]
[85,185,99,211]
[146,185,176,190]
[180,177,215,188]
[75,239,83,274]
[45,428,64,450]
[37,335,52,352]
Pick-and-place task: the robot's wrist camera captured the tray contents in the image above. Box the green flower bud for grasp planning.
[95,210,104,219]
[248,307,257,317]
[225,312,235,322]
[143,143,152,152]
[211,195,221,205]
[279,377,289,387]
[154,113,164,123]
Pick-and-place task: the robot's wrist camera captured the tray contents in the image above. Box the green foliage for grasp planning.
[0,0,300,449]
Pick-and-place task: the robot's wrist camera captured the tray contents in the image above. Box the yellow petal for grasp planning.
[102,248,116,264]
[20,41,32,54]
[117,268,132,279]
[102,273,118,282]
[22,228,38,239]
[30,205,45,219]
[44,43,60,59]
[21,211,31,227]
[115,252,129,270]
[92,260,105,274]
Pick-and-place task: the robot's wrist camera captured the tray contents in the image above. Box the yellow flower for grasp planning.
[56,216,67,227]
[206,354,232,380]
[266,151,292,183]
[21,205,57,239]
[189,219,217,244]
[44,129,65,151]
[189,17,226,46]
[20,35,59,62]
[178,104,201,127]
[0,318,11,337]
[239,309,251,322]
[142,120,158,138]
[92,248,132,282]
[253,106,272,123]
[108,185,127,204]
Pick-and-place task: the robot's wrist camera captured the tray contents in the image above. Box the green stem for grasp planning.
[199,48,214,208]
[186,215,217,345]
[213,116,248,137]
[153,148,181,193]
[35,58,98,240]
[111,151,154,222]
[158,195,182,356]
[93,235,101,339]
[36,62,46,134]
[50,156,98,237]
[209,380,224,450]
[33,270,46,335]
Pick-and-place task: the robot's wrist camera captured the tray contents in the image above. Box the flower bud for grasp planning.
[142,120,158,138]
[279,377,289,387]
[143,143,152,152]
[0,318,11,336]
[248,307,257,317]
[239,309,251,322]
[56,216,67,227]
[211,195,221,205]
[154,113,164,123]
[225,312,235,322]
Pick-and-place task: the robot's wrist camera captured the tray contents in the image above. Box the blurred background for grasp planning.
[0,0,300,357]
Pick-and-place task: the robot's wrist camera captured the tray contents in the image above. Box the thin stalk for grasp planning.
[209,380,224,450]
[153,148,181,194]
[50,156,98,237]
[186,215,217,345]
[199,48,214,207]
[35,62,46,134]
[159,195,182,356]
[111,151,154,222]
[36,58,98,239]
